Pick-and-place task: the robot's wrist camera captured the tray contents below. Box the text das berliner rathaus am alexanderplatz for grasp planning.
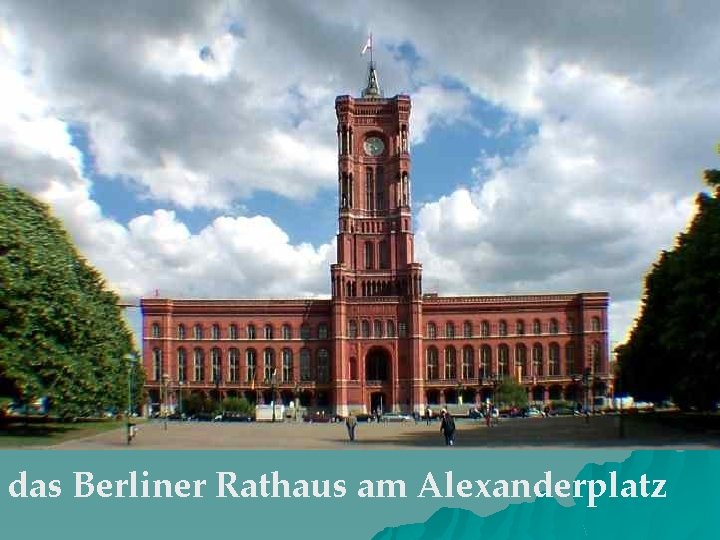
[8,469,667,508]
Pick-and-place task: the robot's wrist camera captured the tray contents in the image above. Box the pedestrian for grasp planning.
[440,409,456,446]
[485,405,492,428]
[425,407,432,426]
[345,412,358,441]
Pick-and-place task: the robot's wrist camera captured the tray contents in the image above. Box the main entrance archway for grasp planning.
[365,347,391,382]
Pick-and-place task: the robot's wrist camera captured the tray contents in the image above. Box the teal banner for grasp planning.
[0,449,716,538]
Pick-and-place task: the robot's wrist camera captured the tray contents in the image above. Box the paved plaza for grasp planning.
[50,415,720,450]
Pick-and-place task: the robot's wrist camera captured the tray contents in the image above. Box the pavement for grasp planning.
[49,415,720,450]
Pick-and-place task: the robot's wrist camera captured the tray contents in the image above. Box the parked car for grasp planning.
[524,408,544,418]
[222,412,254,422]
[382,412,413,423]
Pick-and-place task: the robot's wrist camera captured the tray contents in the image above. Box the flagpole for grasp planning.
[369,32,373,65]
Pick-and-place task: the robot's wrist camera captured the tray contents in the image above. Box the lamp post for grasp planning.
[178,381,184,419]
[293,382,301,422]
[582,367,591,423]
[266,369,278,423]
[162,373,169,430]
[125,353,137,445]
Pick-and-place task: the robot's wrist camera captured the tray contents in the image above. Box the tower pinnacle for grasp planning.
[360,33,382,98]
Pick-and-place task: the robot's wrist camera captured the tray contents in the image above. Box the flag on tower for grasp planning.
[361,33,372,55]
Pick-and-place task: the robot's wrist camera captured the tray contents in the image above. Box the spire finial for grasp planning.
[361,33,382,98]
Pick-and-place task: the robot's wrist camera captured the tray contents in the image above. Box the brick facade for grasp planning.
[142,72,610,416]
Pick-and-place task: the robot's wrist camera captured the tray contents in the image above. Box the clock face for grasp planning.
[363,136,385,157]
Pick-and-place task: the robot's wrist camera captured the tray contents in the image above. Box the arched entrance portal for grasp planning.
[370,392,388,415]
[365,347,391,382]
[366,347,392,414]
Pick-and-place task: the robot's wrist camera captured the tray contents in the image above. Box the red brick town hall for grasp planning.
[142,62,610,417]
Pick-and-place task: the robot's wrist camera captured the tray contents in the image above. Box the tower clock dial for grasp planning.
[363,136,385,156]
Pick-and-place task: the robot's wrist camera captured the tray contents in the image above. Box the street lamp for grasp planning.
[266,369,278,423]
[162,373,169,430]
[293,381,301,422]
[124,353,137,445]
[582,367,591,422]
[178,381,184,419]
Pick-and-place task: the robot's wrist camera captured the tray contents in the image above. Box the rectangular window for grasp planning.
[398,322,408,338]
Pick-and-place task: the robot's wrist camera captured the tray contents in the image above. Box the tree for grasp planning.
[494,380,528,408]
[618,165,720,410]
[0,184,142,417]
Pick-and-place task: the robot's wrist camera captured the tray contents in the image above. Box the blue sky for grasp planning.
[2,1,719,347]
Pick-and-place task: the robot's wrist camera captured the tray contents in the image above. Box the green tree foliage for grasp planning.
[494,380,528,408]
[222,396,254,414]
[619,169,720,410]
[0,184,142,417]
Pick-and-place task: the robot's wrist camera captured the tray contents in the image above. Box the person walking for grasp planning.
[440,409,456,446]
[425,407,433,426]
[345,412,358,442]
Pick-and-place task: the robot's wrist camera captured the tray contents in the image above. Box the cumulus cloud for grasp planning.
[2,0,719,346]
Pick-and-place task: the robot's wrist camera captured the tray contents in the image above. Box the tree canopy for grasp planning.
[0,184,142,417]
[618,168,720,410]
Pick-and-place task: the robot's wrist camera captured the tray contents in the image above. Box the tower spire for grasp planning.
[361,33,382,98]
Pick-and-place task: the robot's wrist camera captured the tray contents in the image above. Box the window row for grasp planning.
[151,322,330,341]
[150,348,331,384]
[424,342,603,380]
[347,319,408,339]
[425,317,602,339]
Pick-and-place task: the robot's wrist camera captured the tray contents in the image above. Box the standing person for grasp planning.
[485,405,492,428]
[440,409,456,446]
[345,412,358,441]
[425,406,433,426]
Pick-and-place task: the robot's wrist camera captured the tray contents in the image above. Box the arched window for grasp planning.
[229,324,238,340]
[498,344,509,377]
[444,347,457,379]
[549,319,559,335]
[194,324,203,340]
[263,349,275,381]
[481,320,490,338]
[282,324,292,340]
[386,320,395,338]
[151,323,161,338]
[549,343,560,375]
[379,240,389,269]
[591,317,601,332]
[247,324,256,339]
[318,323,329,339]
[211,324,220,340]
[565,342,576,374]
[480,345,492,377]
[463,321,472,338]
[193,349,204,382]
[498,320,507,337]
[462,346,474,380]
[361,320,370,338]
[177,324,186,340]
[246,349,256,382]
[515,344,527,378]
[152,349,162,381]
[374,319,383,338]
[177,348,186,382]
[398,322,408,338]
[317,350,330,383]
[427,322,437,339]
[282,349,293,382]
[300,324,311,340]
[516,320,525,335]
[592,341,602,373]
[426,347,439,380]
[228,349,239,382]
[364,241,374,269]
[349,357,358,380]
[211,348,222,382]
[533,319,542,335]
[532,344,543,376]
[264,325,273,340]
[566,318,575,334]
[300,349,312,381]
[348,320,357,338]
[445,321,455,338]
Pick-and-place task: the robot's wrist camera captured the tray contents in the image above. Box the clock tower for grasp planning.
[330,61,424,415]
